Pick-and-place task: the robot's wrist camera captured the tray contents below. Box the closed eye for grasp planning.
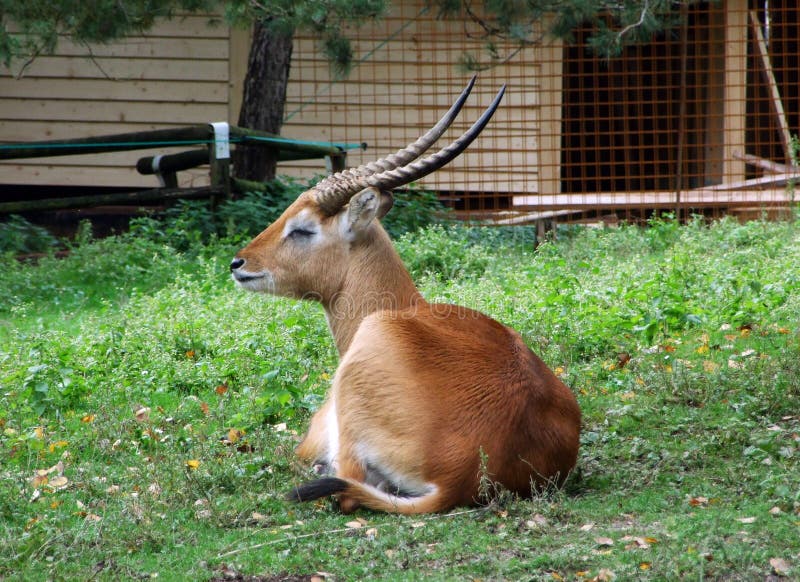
[288,227,315,239]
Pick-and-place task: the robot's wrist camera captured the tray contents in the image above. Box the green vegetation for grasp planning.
[1,213,799,580]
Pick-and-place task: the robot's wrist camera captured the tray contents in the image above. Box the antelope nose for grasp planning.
[230,257,245,271]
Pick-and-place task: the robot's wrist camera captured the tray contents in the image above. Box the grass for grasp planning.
[1,216,799,580]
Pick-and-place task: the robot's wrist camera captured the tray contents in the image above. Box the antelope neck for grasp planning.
[323,228,423,356]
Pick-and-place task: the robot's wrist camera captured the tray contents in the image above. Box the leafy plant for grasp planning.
[0,214,59,254]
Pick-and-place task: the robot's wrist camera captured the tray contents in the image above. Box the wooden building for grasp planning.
[1,0,798,220]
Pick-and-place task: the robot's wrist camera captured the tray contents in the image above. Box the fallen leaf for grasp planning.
[186,459,201,470]
[31,474,49,488]
[410,521,426,529]
[639,562,651,571]
[526,514,549,528]
[227,428,244,444]
[346,518,367,529]
[769,506,783,516]
[580,523,595,531]
[689,496,709,507]
[703,360,719,373]
[595,537,614,547]
[592,568,616,581]
[85,513,102,522]
[736,516,756,524]
[134,406,150,422]
[365,527,378,539]
[105,485,120,495]
[770,557,791,577]
[215,383,229,395]
[200,402,210,416]
[49,476,69,490]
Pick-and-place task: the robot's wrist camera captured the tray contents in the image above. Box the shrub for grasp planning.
[0,214,59,254]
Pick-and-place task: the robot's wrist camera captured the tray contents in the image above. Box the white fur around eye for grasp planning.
[283,209,320,240]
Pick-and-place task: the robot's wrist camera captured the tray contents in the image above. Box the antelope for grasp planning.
[230,78,581,514]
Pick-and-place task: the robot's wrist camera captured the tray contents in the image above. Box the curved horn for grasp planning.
[364,84,506,192]
[315,76,478,215]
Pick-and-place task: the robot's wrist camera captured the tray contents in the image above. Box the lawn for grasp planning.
[1,214,799,580]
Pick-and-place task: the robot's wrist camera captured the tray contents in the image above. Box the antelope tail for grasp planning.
[287,477,450,515]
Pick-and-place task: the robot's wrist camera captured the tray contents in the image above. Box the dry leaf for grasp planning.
[365,527,378,539]
[736,516,756,524]
[31,474,49,488]
[85,513,102,522]
[770,558,791,577]
[580,523,595,531]
[200,402,210,416]
[410,521,426,529]
[134,406,150,422]
[689,496,709,507]
[81,414,96,423]
[592,568,616,581]
[526,514,549,529]
[186,459,201,470]
[227,428,244,444]
[345,518,367,529]
[215,383,228,396]
[595,537,614,547]
[639,562,651,571]
[105,485,120,495]
[769,506,783,516]
[48,476,69,490]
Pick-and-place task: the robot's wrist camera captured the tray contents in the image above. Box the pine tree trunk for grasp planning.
[233,19,294,183]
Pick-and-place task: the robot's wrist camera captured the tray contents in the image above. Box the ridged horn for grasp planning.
[365,84,505,192]
[314,76,480,215]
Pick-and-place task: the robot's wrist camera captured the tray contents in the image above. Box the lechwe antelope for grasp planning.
[230,78,581,514]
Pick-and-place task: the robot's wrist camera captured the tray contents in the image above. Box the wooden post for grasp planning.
[749,9,794,162]
[722,0,748,185]
[209,122,232,204]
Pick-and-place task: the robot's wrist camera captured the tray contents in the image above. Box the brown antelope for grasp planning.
[230,78,581,514]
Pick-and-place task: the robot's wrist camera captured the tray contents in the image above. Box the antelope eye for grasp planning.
[288,227,315,239]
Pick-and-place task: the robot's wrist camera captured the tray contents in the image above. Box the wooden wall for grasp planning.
[0,14,243,188]
[279,0,560,205]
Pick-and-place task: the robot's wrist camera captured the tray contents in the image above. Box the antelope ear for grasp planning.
[345,187,392,237]
[375,190,394,219]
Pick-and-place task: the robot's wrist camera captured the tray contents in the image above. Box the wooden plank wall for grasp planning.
[279,0,553,205]
[0,15,233,188]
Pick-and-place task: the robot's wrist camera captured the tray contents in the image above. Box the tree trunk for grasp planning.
[233,19,294,183]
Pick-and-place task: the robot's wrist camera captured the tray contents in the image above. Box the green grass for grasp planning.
[1,217,799,580]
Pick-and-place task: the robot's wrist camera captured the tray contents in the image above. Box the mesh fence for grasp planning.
[282,0,799,224]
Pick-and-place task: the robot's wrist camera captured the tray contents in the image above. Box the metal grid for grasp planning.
[282,0,799,223]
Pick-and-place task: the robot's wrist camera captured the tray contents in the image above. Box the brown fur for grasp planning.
[233,188,581,514]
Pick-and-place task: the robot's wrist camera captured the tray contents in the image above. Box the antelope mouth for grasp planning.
[231,270,274,293]
[231,272,263,283]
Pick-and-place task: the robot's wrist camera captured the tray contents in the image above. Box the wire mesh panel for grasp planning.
[281,0,799,223]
